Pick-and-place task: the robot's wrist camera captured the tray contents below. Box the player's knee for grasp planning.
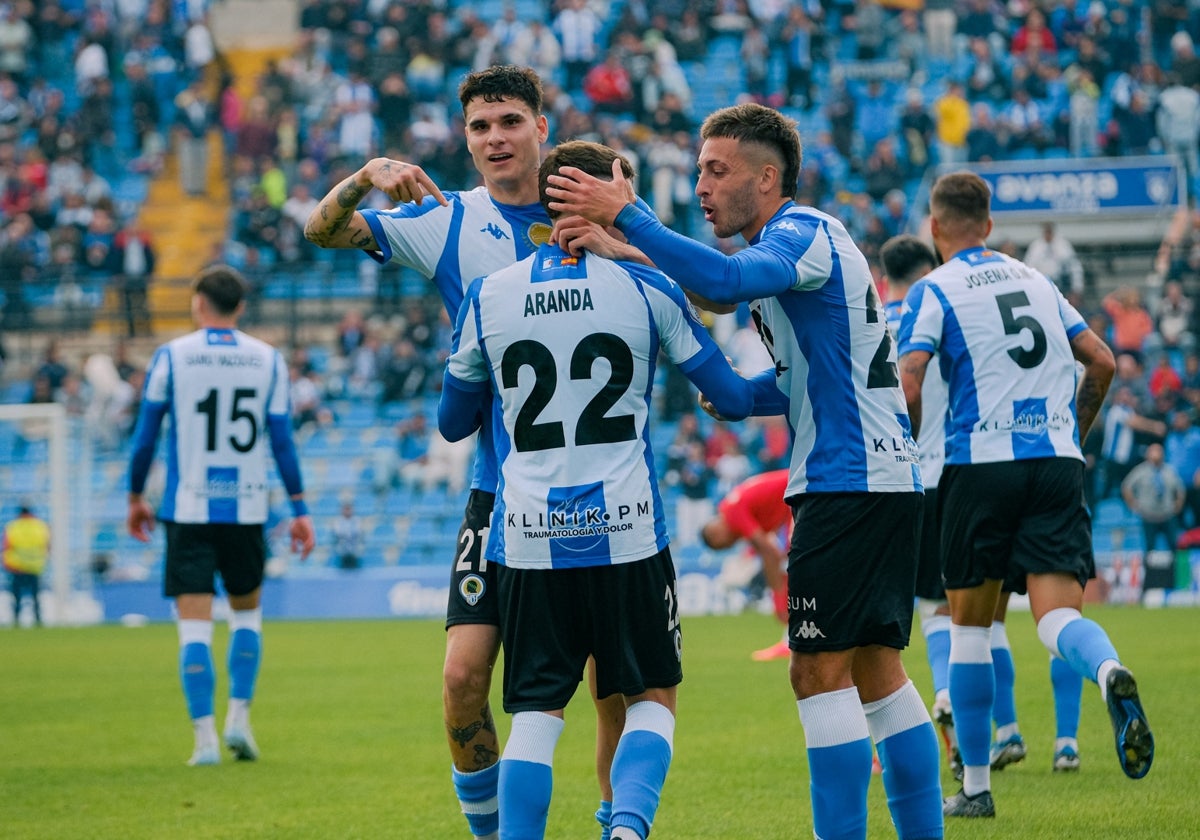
[443,655,493,707]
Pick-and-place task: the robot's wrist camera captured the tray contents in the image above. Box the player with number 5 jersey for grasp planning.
[897,172,1152,821]
[897,240,1089,466]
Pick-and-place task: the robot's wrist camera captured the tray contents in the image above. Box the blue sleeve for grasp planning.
[748,367,789,416]
[127,401,168,494]
[615,203,799,303]
[682,348,754,421]
[438,373,489,442]
[267,414,306,504]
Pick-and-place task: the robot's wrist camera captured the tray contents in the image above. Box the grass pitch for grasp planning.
[1,606,1196,839]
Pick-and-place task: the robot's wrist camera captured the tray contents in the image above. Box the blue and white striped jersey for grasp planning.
[887,299,948,488]
[897,246,1088,465]
[362,187,551,492]
[615,201,923,497]
[446,245,729,569]
[134,329,293,524]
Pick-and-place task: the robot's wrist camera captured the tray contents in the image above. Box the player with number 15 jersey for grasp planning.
[131,322,299,525]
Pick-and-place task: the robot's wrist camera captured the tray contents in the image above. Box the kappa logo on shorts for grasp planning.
[459,574,486,606]
[792,620,826,640]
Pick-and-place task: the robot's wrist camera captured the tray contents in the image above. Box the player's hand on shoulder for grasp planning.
[291,515,316,561]
[365,157,449,206]
[551,216,646,263]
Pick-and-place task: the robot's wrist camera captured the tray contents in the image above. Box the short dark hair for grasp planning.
[193,264,246,315]
[458,64,543,116]
[930,171,992,237]
[538,140,634,219]
[700,103,802,199]
[880,235,937,287]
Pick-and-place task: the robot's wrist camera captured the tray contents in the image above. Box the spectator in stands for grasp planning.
[378,337,428,408]
[1026,222,1085,297]
[1112,351,1154,409]
[863,137,905,202]
[857,79,895,159]
[923,0,957,62]
[288,363,325,435]
[371,412,431,496]
[583,49,635,116]
[112,215,155,337]
[125,57,163,167]
[1107,89,1157,156]
[966,102,1003,162]
[933,79,970,165]
[331,499,365,570]
[174,78,213,197]
[889,9,928,77]
[1067,67,1101,158]
[0,211,37,328]
[1012,7,1058,63]
[73,34,108,97]
[1169,30,1200,88]
[1149,353,1184,401]
[0,3,32,86]
[1182,353,1200,406]
[673,439,714,547]
[1104,286,1155,361]
[235,95,277,162]
[1149,280,1196,356]
[1165,409,1200,526]
[3,503,49,628]
[1001,86,1050,154]
[1122,442,1186,568]
[1101,385,1166,498]
[1157,73,1200,185]
[898,88,934,178]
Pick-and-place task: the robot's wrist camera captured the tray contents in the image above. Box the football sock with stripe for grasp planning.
[865,680,944,840]
[990,621,1019,739]
[799,687,873,840]
[452,763,500,839]
[949,624,993,796]
[499,712,564,840]
[1050,654,1083,742]
[1037,607,1121,693]
[610,701,675,840]
[227,608,262,715]
[920,610,952,699]
[178,619,215,722]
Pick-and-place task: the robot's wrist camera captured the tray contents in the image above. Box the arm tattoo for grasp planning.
[305,177,369,245]
[336,180,370,209]
[1076,376,1107,444]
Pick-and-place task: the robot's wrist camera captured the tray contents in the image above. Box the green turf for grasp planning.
[1,606,1195,839]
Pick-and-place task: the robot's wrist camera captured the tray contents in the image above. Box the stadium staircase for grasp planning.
[113,0,298,334]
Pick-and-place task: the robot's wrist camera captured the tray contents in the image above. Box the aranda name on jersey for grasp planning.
[523,287,594,317]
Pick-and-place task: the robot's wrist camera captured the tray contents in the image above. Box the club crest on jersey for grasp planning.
[526,222,553,247]
[459,574,486,606]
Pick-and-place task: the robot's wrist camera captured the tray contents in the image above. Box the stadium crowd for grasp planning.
[5,0,1200,567]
